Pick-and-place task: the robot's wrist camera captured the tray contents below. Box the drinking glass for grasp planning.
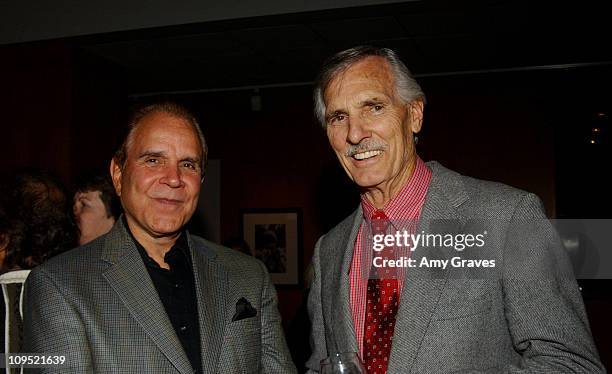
[320,352,366,374]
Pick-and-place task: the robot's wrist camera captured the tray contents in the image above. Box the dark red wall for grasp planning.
[0,42,74,182]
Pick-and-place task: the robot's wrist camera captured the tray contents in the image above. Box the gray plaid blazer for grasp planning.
[307,162,605,373]
[23,219,297,373]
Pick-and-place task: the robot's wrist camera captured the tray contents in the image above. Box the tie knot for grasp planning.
[370,210,389,235]
[371,210,388,221]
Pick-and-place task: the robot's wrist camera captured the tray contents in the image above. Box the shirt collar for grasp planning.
[360,156,432,222]
[122,215,191,269]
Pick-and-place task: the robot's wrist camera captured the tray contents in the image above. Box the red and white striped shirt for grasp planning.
[349,157,432,357]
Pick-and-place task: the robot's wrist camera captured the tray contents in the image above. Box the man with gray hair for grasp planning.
[23,101,297,373]
[307,46,604,373]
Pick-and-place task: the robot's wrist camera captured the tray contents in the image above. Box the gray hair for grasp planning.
[313,46,426,128]
[114,101,208,177]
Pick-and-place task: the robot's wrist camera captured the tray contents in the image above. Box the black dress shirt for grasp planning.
[125,220,203,374]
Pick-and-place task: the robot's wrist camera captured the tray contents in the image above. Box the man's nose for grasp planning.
[346,115,371,145]
[160,164,183,188]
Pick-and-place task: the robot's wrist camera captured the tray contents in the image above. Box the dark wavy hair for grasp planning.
[73,172,121,220]
[1,170,77,270]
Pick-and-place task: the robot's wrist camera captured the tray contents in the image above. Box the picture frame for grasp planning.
[241,208,302,286]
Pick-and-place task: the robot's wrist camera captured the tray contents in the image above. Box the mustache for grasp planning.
[345,139,388,157]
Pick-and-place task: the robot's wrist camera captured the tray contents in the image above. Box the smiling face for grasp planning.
[110,111,203,241]
[324,56,424,203]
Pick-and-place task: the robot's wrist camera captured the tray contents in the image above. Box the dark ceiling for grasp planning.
[73,1,612,95]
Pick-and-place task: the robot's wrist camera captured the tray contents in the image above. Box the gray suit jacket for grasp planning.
[23,219,297,373]
[307,162,605,373]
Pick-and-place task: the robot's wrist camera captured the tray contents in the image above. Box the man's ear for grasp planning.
[408,99,424,134]
[110,158,123,197]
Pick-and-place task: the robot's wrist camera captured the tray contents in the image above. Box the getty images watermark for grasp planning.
[361,219,612,279]
[370,229,493,270]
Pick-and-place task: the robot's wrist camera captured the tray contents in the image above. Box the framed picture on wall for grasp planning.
[241,208,302,286]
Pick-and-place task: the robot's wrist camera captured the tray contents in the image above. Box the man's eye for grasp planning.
[182,162,202,174]
[145,158,159,164]
[371,104,384,112]
[330,115,346,125]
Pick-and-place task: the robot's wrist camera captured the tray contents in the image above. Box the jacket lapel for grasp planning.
[327,208,362,354]
[189,236,228,374]
[101,221,193,374]
[387,162,469,374]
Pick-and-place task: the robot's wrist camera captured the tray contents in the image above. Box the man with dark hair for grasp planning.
[307,46,604,373]
[24,102,296,373]
[73,173,119,245]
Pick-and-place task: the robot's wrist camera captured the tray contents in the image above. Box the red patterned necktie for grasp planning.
[364,210,399,374]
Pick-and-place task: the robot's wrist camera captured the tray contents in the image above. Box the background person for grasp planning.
[73,172,120,245]
[3,170,76,270]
